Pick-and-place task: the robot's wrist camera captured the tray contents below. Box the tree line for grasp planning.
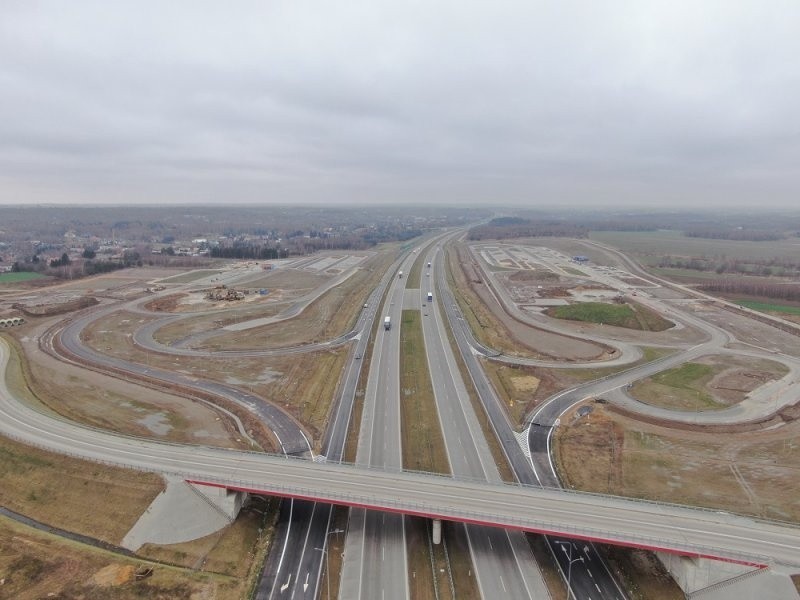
[700,280,800,302]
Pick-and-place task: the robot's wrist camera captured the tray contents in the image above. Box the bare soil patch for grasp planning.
[198,248,397,351]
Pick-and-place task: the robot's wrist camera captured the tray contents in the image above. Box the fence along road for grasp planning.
[1,339,798,571]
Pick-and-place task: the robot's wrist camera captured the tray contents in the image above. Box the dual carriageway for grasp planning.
[2,235,800,598]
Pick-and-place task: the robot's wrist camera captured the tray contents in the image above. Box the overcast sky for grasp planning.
[1,1,798,208]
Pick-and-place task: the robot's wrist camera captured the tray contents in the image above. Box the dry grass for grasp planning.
[400,310,450,475]
[554,405,800,522]
[443,522,480,600]
[198,249,398,350]
[447,245,523,355]
[5,334,246,450]
[482,347,678,427]
[406,517,441,600]
[318,506,349,600]
[0,434,163,545]
[526,534,568,600]
[0,515,245,600]
[81,311,347,444]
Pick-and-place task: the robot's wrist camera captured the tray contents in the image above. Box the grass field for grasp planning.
[630,362,721,411]
[735,300,800,315]
[632,362,717,409]
[547,302,673,331]
[0,433,163,546]
[590,230,800,263]
[0,271,46,283]
[555,405,800,522]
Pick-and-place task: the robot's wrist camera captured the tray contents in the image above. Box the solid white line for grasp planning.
[268,498,294,600]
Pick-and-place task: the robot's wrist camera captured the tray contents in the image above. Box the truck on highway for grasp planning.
[427,262,431,268]
[384,316,391,330]
[427,292,433,302]
[398,270,403,279]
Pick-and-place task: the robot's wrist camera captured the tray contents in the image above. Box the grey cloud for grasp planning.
[1,0,799,207]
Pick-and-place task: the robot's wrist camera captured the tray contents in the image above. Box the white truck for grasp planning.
[398,270,403,279]
[384,316,391,330]
[427,292,433,302]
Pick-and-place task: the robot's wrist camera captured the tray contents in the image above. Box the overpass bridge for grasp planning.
[182,457,794,570]
[1,340,799,573]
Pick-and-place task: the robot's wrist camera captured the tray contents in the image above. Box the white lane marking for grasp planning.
[269,498,294,599]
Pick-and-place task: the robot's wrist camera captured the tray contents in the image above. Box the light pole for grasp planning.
[555,541,584,600]
[315,528,344,600]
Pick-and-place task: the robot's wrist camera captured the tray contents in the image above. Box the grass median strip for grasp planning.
[399,309,449,475]
[400,309,464,599]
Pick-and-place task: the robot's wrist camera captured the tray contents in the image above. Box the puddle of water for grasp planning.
[137,412,172,435]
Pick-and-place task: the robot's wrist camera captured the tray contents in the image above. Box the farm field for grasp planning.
[735,300,800,316]
[590,230,800,264]
[0,272,47,283]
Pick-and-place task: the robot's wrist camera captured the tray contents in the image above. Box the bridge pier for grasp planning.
[432,519,442,545]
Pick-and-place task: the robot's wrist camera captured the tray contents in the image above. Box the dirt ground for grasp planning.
[555,404,800,522]
[686,302,800,355]
[0,515,246,600]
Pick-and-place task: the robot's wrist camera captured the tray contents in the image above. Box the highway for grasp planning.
[253,253,406,600]
[433,244,626,599]
[420,248,550,598]
[2,342,799,570]
[339,252,416,600]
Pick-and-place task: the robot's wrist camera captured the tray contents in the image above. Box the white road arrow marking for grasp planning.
[280,574,292,592]
[303,572,309,592]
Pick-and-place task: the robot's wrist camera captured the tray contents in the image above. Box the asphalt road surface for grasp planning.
[420,247,549,598]
[339,252,417,600]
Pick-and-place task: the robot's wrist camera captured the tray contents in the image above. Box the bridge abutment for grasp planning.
[656,553,797,599]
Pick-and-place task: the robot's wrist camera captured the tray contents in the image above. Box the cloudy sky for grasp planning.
[1,1,798,207]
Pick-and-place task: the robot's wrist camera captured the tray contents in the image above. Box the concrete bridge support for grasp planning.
[656,553,798,599]
[122,476,248,551]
